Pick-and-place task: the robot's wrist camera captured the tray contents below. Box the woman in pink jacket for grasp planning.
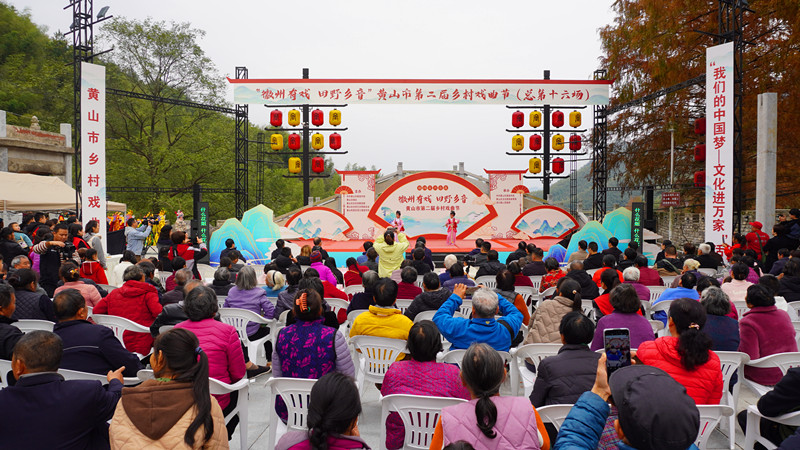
[175,285,246,440]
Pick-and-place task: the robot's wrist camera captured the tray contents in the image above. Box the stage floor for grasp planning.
[288,237,562,253]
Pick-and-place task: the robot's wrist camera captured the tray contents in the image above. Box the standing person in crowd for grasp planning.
[522,247,547,276]
[94,265,162,354]
[0,227,27,270]
[739,284,798,385]
[350,278,413,341]
[53,262,102,308]
[32,222,79,297]
[156,224,173,252]
[507,241,528,265]
[80,248,109,285]
[224,265,275,355]
[112,250,137,287]
[381,321,470,449]
[567,240,589,264]
[8,268,56,321]
[590,284,652,351]
[211,267,234,296]
[124,218,152,261]
[526,278,582,345]
[635,297,723,405]
[778,259,800,303]
[397,266,422,300]
[68,223,90,251]
[564,261,600,299]
[494,269,530,326]
[475,250,505,278]
[53,288,142,377]
[582,242,603,270]
[445,210,459,246]
[746,221,771,260]
[634,255,663,286]
[435,285,523,352]
[0,331,124,450]
[0,283,23,359]
[373,229,410,278]
[621,267,650,303]
[263,270,286,298]
[109,328,228,449]
[700,287,740,352]
[168,231,208,280]
[539,257,566,293]
[344,257,368,287]
[276,372,369,450]
[763,225,794,273]
[508,261,534,287]
[429,343,548,450]
[601,237,622,260]
[721,262,753,303]
[405,272,452,321]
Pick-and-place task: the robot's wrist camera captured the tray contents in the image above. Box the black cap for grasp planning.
[609,365,699,450]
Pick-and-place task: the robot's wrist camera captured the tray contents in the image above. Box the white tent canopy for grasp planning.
[0,172,126,212]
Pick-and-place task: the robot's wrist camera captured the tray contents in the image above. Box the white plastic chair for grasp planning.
[509,343,562,397]
[324,297,350,318]
[414,275,425,289]
[586,268,601,276]
[265,377,317,450]
[158,325,174,334]
[648,285,668,302]
[661,275,678,286]
[648,319,665,335]
[731,300,750,318]
[209,377,250,450]
[438,349,512,369]
[744,404,800,450]
[580,299,597,322]
[12,319,54,332]
[413,310,436,323]
[86,306,93,317]
[92,314,151,350]
[716,351,749,450]
[345,309,368,342]
[536,404,574,431]
[647,299,673,321]
[380,394,468,450]
[538,287,557,307]
[695,404,734,449]
[216,295,227,308]
[218,307,274,365]
[793,321,800,350]
[349,336,407,394]
[299,265,310,274]
[528,276,543,292]
[697,268,717,277]
[195,264,216,281]
[458,298,473,318]
[58,367,140,385]
[475,276,497,289]
[344,284,365,298]
[394,298,412,314]
[743,352,800,396]
[786,300,800,321]
[515,286,537,307]
[0,359,12,389]
[156,270,170,285]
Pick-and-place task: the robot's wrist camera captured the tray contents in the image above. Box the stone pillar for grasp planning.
[61,123,73,186]
[756,93,778,234]
[0,110,7,172]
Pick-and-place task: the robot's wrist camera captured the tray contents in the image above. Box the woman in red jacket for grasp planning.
[635,297,723,405]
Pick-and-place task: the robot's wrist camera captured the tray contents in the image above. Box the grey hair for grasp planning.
[698,243,711,255]
[444,254,458,270]
[622,266,640,282]
[700,286,732,316]
[174,268,193,286]
[235,265,258,290]
[361,270,379,290]
[471,288,499,318]
[123,264,145,282]
[214,267,231,283]
[10,255,29,267]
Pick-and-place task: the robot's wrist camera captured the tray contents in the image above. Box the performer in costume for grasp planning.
[445,211,459,246]
[390,211,404,241]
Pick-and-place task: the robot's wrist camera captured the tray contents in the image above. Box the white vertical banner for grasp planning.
[80,62,106,244]
[705,42,734,247]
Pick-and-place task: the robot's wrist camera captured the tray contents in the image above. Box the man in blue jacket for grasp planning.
[53,288,143,377]
[0,330,124,449]
[433,284,523,352]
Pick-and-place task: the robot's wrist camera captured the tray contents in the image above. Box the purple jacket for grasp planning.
[224,286,275,335]
[590,312,655,351]
[311,262,338,285]
[624,280,651,302]
[739,306,798,385]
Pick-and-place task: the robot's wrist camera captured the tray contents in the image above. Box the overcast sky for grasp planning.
[11,0,615,190]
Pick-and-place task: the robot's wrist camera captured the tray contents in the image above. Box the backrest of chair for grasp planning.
[695,405,734,448]
[731,300,749,318]
[92,314,149,344]
[648,320,664,334]
[395,298,412,314]
[648,286,667,302]
[58,368,109,383]
[697,268,717,277]
[793,321,800,350]
[580,300,596,321]
[538,287,557,306]
[344,284,365,297]
[513,343,562,371]
[0,359,12,389]
[278,310,290,325]
[648,300,673,318]
[267,377,317,431]
[415,275,425,289]
[475,276,497,289]
[515,286,536,307]
[299,265,310,274]
[195,264,216,281]
[12,319,55,332]
[350,336,407,379]
[536,404,574,431]
[439,349,466,367]
[529,276,543,291]
[747,352,800,375]
[458,299,473,318]
[218,308,271,342]
[716,351,749,395]
[382,394,468,449]
[786,300,800,321]
[661,275,677,286]
[324,298,350,317]
[586,268,601,276]
[217,298,226,310]
[156,271,170,284]
[414,310,436,323]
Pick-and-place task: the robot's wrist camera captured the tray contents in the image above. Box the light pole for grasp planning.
[668,126,675,241]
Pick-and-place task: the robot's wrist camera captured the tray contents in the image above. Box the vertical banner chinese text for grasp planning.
[630,202,644,252]
[80,62,106,245]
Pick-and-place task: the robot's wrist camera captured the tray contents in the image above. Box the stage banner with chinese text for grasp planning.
[705,43,733,247]
[486,170,526,238]
[228,78,612,106]
[337,170,380,239]
[80,62,106,244]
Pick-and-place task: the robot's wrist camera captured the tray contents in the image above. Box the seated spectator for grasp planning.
[634,255,663,286]
[164,256,186,292]
[275,372,367,450]
[538,257,566,293]
[471,241,491,269]
[493,269,530,326]
[397,266,422,300]
[669,258,703,288]
[590,284,653,351]
[592,255,623,287]
[309,251,337,285]
[582,242,604,270]
[162,268,192,306]
[6,254,30,280]
[304,268,348,313]
[435,285,523,352]
[778,259,800,303]
[415,237,435,271]
[263,269,287,298]
[290,276,341,329]
[651,272,700,325]
[635,298,723,404]
[737,367,800,448]
[382,321,470,449]
[439,254,458,285]
[295,244,312,266]
[109,328,227,448]
[768,248,791,276]
[405,272,452,321]
[210,267,234,296]
[79,248,109,285]
[700,287,740,352]
[270,238,285,260]
[343,257,369,287]
[356,241,373,265]
[224,265,275,351]
[601,237,622,260]
[695,243,718,269]
[0,283,23,359]
[410,247,433,275]
[348,270,378,313]
[324,257,344,285]
[430,343,548,450]
[617,247,637,271]
[593,268,622,317]
[555,362,700,450]
[157,246,173,273]
[621,266,650,302]
[175,286,251,437]
[273,290,354,421]
[567,240,589,264]
[522,247,547,276]
[525,278,583,345]
[741,253,764,283]
[0,331,124,449]
[721,262,753,305]
[389,259,409,284]
[508,260,534,287]
[350,278,413,342]
[475,250,505,278]
[227,250,244,275]
[275,266,302,318]
[148,280,205,337]
[272,247,296,274]
[0,226,26,271]
[9,267,56,321]
[442,263,475,291]
[468,239,484,257]
[137,259,164,298]
[654,245,683,276]
[363,247,379,272]
[53,288,142,377]
[506,241,528,265]
[564,261,600,299]
[739,284,797,385]
[112,250,138,287]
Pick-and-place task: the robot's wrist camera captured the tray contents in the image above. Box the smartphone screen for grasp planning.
[604,328,631,377]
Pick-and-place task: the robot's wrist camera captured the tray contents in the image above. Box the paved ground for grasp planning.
[229,371,755,449]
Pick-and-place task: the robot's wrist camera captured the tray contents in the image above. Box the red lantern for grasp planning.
[529,134,542,151]
[288,133,301,150]
[694,170,705,187]
[329,133,342,150]
[511,111,524,128]
[312,157,325,173]
[694,144,706,162]
[270,109,282,127]
[552,111,564,128]
[695,118,706,135]
[311,109,324,127]
[569,134,582,151]
[552,157,565,174]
